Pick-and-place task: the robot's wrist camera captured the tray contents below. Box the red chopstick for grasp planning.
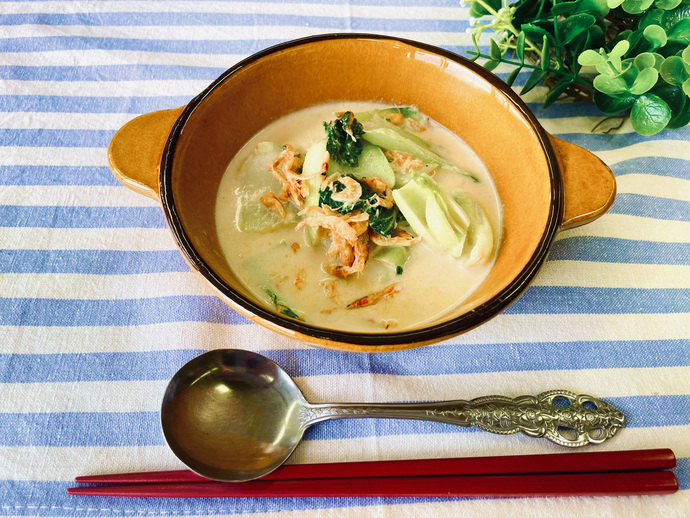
[68,449,678,498]
[68,471,678,498]
[74,448,676,484]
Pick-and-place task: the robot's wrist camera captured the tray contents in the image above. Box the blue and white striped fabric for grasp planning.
[1,1,688,516]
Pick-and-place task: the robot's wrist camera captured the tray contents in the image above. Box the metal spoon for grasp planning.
[161,349,626,482]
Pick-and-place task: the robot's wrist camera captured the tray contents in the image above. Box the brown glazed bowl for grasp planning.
[108,34,615,353]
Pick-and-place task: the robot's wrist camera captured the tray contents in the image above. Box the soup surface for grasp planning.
[216,102,502,332]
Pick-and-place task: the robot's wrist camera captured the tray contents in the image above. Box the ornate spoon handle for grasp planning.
[299,390,625,447]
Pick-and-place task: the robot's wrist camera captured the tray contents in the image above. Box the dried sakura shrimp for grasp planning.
[324,232,370,278]
[406,118,427,132]
[295,208,358,243]
[370,228,420,246]
[268,145,306,207]
[296,206,371,277]
[384,150,424,173]
[330,175,362,205]
[346,283,399,309]
[383,113,404,126]
[259,192,287,219]
[359,176,395,209]
[342,210,369,231]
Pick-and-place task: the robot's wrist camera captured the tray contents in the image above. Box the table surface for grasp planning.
[1,1,689,516]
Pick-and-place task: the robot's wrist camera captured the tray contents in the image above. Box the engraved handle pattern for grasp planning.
[299,390,625,448]
[426,390,626,447]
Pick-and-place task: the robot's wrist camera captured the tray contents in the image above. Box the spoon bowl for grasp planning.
[161,349,626,482]
[161,349,307,482]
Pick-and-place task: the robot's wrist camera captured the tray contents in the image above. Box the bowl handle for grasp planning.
[548,135,616,230]
[108,107,185,200]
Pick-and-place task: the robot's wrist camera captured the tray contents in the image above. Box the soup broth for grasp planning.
[216,102,502,333]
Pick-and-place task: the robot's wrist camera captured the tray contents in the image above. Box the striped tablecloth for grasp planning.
[1,1,689,516]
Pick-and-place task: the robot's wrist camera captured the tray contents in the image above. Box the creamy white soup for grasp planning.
[215,102,502,333]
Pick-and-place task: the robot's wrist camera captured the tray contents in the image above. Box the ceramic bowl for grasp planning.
[108,34,615,352]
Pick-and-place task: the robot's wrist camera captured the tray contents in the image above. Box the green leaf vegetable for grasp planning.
[235,142,299,233]
[240,108,494,268]
[319,176,399,237]
[466,0,690,134]
[355,106,425,123]
[356,107,480,182]
[392,173,471,259]
[372,246,410,274]
[323,111,365,167]
[265,288,303,320]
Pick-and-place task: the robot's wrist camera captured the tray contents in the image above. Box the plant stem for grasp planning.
[469,50,593,87]
[592,114,628,133]
[551,0,566,71]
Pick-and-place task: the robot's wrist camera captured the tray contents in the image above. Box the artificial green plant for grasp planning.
[466,0,690,134]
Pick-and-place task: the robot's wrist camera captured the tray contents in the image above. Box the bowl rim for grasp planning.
[159,33,564,346]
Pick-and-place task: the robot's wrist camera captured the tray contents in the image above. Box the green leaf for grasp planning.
[484,59,501,71]
[594,74,630,95]
[629,67,660,94]
[578,49,605,66]
[516,32,526,63]
[558,14,597,45]
[622,0,655,14]
[319,176,399,237]
[594,60,613,75]
[505,67,522,87]
[571,29,593,67]
[639,9,665,31]
[489,39,502,61]
[660,4,690,33]
[521,68,546,95]
[543,79,574,109]
[664,42,689,57]
[552,0,583,15]
[265,289,302,321]
[541,36,551,72]
[594,90,637,113]
[653,52,666,70]
[630,93,672,135]
[683,77,690,96]
[607,0,625,8]
[368,205,399,238]
[643,25,669,50]
[469,0,502,17]
[580,0,611,17]
[667,19,690,45]
[652,82,687,116]
[588,24,606,49]
[684,45,690,63]
[634,52,658,70]
[511,0,544,28]
[626,30,646,58]
[620,60,640,84]
[610,40,631,59]
[608,30,630,48]
[521,24,556,47]
[655,0,682,10]
[667,94,690,128]
[324,112,364,167]
[660,55,690,85]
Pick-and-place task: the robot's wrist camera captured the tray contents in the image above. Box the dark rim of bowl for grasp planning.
[160,33,563,347]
